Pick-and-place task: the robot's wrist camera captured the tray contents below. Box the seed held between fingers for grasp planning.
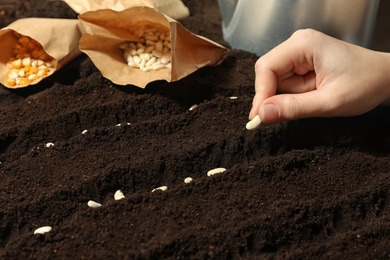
[246,115,261,130]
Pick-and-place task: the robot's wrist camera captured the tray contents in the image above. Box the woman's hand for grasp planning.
[249,29,390,123]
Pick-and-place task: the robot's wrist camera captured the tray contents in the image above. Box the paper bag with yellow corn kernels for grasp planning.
[0,18,81,88]
[78,6,230,88]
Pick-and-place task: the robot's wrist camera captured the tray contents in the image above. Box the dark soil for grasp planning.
[1,0,390,259]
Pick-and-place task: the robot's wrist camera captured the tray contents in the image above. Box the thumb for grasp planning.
[259,92,329,123]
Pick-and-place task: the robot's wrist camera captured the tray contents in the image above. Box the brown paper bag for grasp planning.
[0,18,81,88]
[78,7,229,88]
[63,0,190,20]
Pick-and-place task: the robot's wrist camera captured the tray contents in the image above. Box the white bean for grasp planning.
[184,177,193,183]
[45,142,54,148]
[189,104,198,111]
[87,200,102,208]
[34,226,52,235]
[144,35,159,41]
[246,115,261,130]
[139,53,151,61]
[81,130,88,135]
[145,46,154,53]
[207,167,226,177]
[119,42,128,49]
[152,64,165,71]
[114,190,125,200]
[152,50,163,58]
[155,41,163,52]
[136,48,145,55]
[160,53,171,64]
[152,186,168,192]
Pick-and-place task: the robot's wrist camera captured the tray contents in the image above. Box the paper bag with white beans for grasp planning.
[0,18,81,88]
[63,0,190,20]
[78,7,229,88]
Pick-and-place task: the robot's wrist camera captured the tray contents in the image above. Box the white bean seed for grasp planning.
[160,53,171,64]
[184,177,193,183]
[45,142,54,148]
[152,50,163,58]
[119,42,128,49]
[142,66,152,72]
[152,186,168,192]
[145,40,156,46]
[189,104,198,111]
[207,167,226,177]
[155,41,163,52]
[34,226,52,235]
[139,53,151,61]
[145,46,154,53]
[152,64,165,71]
[114,190,125,200]
[144,35,159,41]
[146,57,157,67]
[87,200,102,208]
[246,115,261,130]
[81,130,88,135]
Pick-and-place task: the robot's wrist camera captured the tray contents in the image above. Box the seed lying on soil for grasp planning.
[207,168,226,176]
[34,226,52,235]
[114,190,125,200]
[5,32,56,87]
[246,115,261,130]
[120,27,172,72]
[152,186,168,192]
[184,177,193,183]
[229,96,238,99]
[81,130,88,135]
[45,142,54,148]
[87,200,102,208]
[189,104,198,111]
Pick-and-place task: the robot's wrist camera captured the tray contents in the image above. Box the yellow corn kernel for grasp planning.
[8,69,19,79]
[5,78,16,87]
[23,66,31,73]
[18,69,25,77]
[22,57,31,67]
[19,78,31,86]
[38,53,51,61]
[28,74,38,81]
[31,49,45,59]
[37,69,47,77]
[18,36,30,46]
[30,66,39,74]
[10,59,22,69]
[16,53,30,59]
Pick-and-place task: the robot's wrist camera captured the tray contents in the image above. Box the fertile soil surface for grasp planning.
[1,1,390,259]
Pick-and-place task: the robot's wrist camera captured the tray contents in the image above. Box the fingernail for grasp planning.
[261,103,278,121]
